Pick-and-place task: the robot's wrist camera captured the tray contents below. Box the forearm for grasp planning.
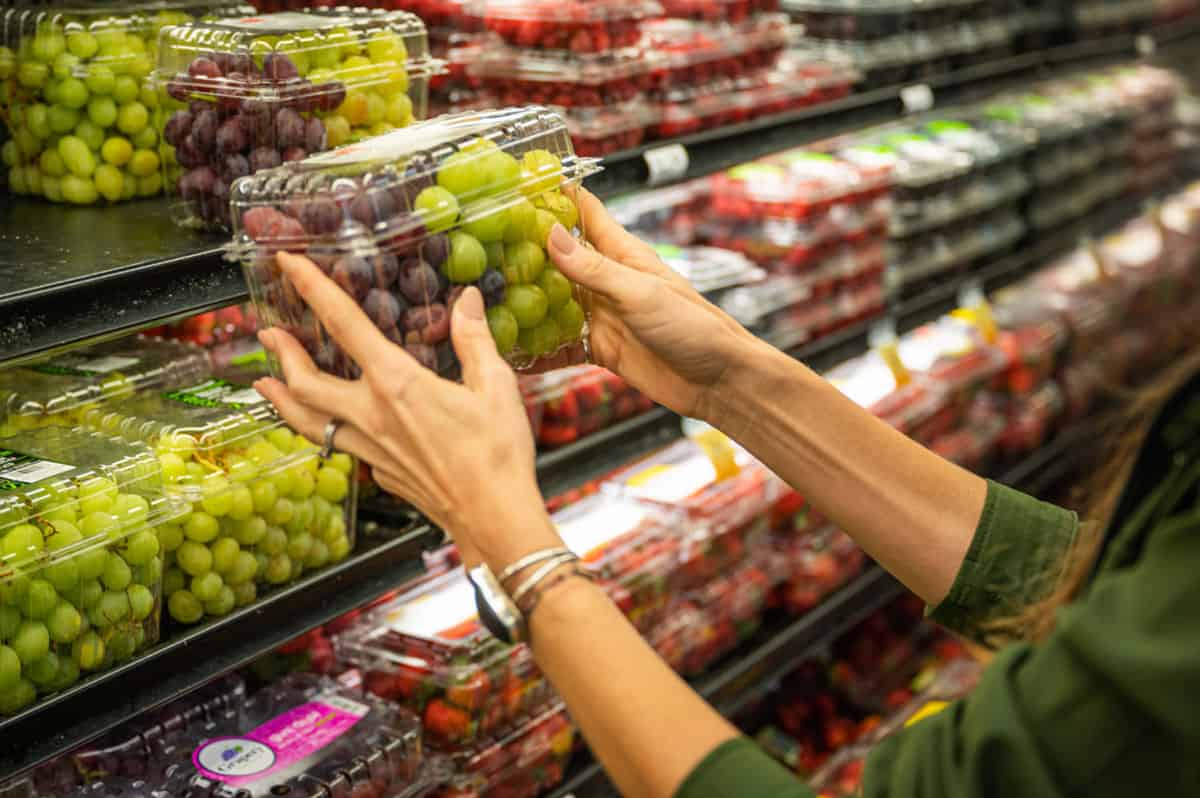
[703,337,987,605]
[529,572,738,798]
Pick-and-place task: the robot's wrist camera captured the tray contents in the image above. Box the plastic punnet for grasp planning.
[896,318,1009,405]
[519,365,653,448]
[231,106,600,378]
[653,243,766,300]
[563,99,654,156]
[0,338,211,434]
[643,15,790,90]
[773,524,865,615]
[154,8,439,232]
[476,0,662,53]
[336,568,556,748]
[825,349,958,444]
[0,427,184,715]
[76,378,357,625]
[471,47,663,109]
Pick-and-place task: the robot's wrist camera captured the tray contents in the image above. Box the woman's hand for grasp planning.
[254,251,564,572]
[548,188,758,422]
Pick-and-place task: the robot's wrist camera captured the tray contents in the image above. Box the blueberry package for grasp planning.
[231,106,600,379]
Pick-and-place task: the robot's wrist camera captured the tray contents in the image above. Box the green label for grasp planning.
[927,120,971,134]
[780,151,835,164]
[726,163,784,181]
[653,244,684,259]
[0,449,74,491]
[28,354,140,378]
[164,379,266,410]
[230,348,269,367]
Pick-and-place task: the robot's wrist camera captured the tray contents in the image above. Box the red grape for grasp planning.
[189,57,222,79]
[275,108,306,150]
[372,253,399,287]
[397,259,441,304]
[221,153,250,183]
[163,110,192,147]
[402,303,449,344]
[421,232,449,268]
[263,53,299,82]
[250,147,282,172]
[305,117,327,153]
[216,118,247,155]
[192,109,219,154]
[364,289,403,329]
[299,199,342,235]
[179,166,217,200]
[282,147,307,162]
[332,256,373,300]
[404,343,438,370]
[477,268,507,308]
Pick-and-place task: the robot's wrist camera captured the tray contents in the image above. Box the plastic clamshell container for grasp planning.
[75,673,433,798]
[0,427,184,715]
[685,548,783,648]
[551,492,682,629]
[991,295,1068,395]
[77,378,358,625]
[563,99,654,157]
[477,0,662,53]
[0,339,212,434]
[825,349,958,444]
[606,176,711,245]
[896,318,1009,404]
[719,275,816,338]
[336,568,556,748]
[437,701,575,798]
[646,599,709,675]
[471,46,662,109]
[929,404,1005,471]
[773,523,865,615]
[991,379,1064,458]
[520,365,653,448]
[231,106,599,378]
[653,243,766,299]
[2,1,257,204]
[642,15,790,90]
[155,8,439,231]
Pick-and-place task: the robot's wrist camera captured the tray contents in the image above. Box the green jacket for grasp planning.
[676,384,1200,798]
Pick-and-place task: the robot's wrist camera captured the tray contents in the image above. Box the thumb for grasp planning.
[451,286,507,391]
[547,223,654,310]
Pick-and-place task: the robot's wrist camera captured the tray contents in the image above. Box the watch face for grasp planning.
[468,565,525,645]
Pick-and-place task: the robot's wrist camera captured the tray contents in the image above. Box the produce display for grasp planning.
[521,365,654,448]
[0,338,211,435]
[0,427,184,715]
[772,524,866,615]
[336,568,556,748]
[642,15,791,91]
[231,107,597,378]
[475,0,662,53]
[1,2,254,204]
[154,8,439,231]
[76,379,357,625]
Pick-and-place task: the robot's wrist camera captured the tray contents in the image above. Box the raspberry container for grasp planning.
[643,15,790,90]
[603,436,782,589]
[336,568,556,748]
[476,0,662,53]
[686,548,784,645]
[551,492,683,630]
[154,8,440,232]
[520,365,654,448]
[564,99,653,157]
[76,378,358,625]
[825,349,958,444]
[434,702,575,798]
[773,524,865,615]
[230,106,599,379]
[471,47,661,110]
[646,599,710,675]
[660,0,781,23]
[0,338,211,435]
[991,295,1068,395]
[0,427,184,715]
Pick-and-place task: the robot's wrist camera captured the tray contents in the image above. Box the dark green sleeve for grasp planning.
[674,738,815,798]
[862,509,1200,797]
[928,480,1078,644]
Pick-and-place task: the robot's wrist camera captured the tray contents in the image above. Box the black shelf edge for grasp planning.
[0,522,443,778]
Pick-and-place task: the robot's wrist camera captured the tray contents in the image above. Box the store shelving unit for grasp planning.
[0,13,1196,785]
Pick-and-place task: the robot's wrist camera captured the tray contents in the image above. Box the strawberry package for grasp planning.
[475,0,662,53]
[990,295,1069,396]
[928,404,1006,472]
[682,548,787,665]
[895,318,1009,409]
[773,524,866,616]
[986,380,1065,459]
[825,350,959,446]
[520,365,654,448]
[646,599,711,676]
[642,15,791,92]
[434,702,575,798]
[335,569,556,748]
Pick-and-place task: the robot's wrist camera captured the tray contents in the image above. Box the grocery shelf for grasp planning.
[0,520,443,778]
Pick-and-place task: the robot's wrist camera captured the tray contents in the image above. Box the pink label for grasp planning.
[192,694,370,792]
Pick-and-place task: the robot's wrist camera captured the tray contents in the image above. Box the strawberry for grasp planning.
[538,422,578,447]
[543,388,579,421]
[446,669,491,711]
[424,699,474,742]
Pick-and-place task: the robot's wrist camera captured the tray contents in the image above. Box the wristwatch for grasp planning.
[466,563,527,645]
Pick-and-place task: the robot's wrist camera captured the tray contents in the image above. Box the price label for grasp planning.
[901,84,934,114]
[643,143,690,187]
[1136,34,1156,56]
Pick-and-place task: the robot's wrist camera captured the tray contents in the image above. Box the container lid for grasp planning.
[654,243,766,293]
[472,44,655,84]
[564,99,655,139]
[840,131,973,188]
[479,0,662,24]
[644,14,791,68]
[0,427,184,576]
[0,339,212,429]
[922,117,1032,166]
[552,492,680,580]
[443,702,574,790]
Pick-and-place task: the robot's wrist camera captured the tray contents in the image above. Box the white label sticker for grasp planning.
[555,499,648,560]
[644,144,690,187]
[0,451,75,486]
[224,12,354,31]
[901,84,934,114]
[829,354,898,409]
[76,355,140,374]
[625,456,718,504]
[385,575,478,640]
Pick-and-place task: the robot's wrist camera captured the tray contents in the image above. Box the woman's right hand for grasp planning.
[547,188,758,422]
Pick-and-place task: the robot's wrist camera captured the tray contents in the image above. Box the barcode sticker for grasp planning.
[0,450,75,488]
[164,379,267,410]
[644,143,690,187]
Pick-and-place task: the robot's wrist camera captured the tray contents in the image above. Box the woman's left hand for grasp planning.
[254,251,564,572]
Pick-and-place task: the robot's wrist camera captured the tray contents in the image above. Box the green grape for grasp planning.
[537,190,580,230]
[521,150,563,195]
[246,438,283,466]
[444,231,487,283]
[0,574,30,607]
[72,630,105,670]
[158,523,184,552]
[121,530,158,566]
[486,304,519,355]
[0,678,36,713]
[52,52,81,81]
[77,579,103,609]
[200,480,234,517]
[159,433,196,461]
[264,554,293,585]
[203,586,236,617]
[436,150,482,199]
[27,652,60,686]
[48,657,80,691]
[286,532,313,562]
[329,535,351,562]
[501,241,545,285]
[78,477,117,511]
[45,520,82,552]
[226,551,258,587]
[315,468,349,503]
[26,104,50,139]
[12,621,49,664]
[537,267,573,311]
[45,557,80,593]
[128,148,158,177]
[113,494,150,529]
[227,485,254,521]
[21,579,58,620]
[484,241,504,270]
[76,547,108,582]
[85,65,115,96]
[211,538,240,574]
[190,572,222,603]
[255,552,269,577]
[107,630,136,663]
[168,590,203,623]
[185,511,219,543]
[267,428,295,451]
[518,318,561,358]
[126,584,154,622]
[533,209,557,249]
[0,646,18,691]
[386,93,413,126]
[504,284,549,329]
[136,172,160,198]
[47,602,81,644]
[233,516,267,547]
[504,198,539,244]
[74,120,105,152]
[260,526,288,557]
[328,453,354,476]
[3,524,44,559]
[133,557,161,588]
[158,452,186,482]
[18,61,49,90]
[0,607,19,641]
[267,498,294,526]
[285,499,314,537]
[414,186,460,233]
[86,96,116,128]
[163,567,185,597]
[556,299,586,342]
[227,456,258,483]
[483,150,522,197]
[462,205,510,243]
[100,554,131,592]
[321,514,347,547]
[176,541,212,577]
[132,126,156,150]
[112,75,139,105]
[289,471,315,500]
[38,147,66,178]
[233,581,257,608]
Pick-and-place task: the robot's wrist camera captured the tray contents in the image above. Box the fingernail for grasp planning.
[548,224,577,256]
[457,286,484,321]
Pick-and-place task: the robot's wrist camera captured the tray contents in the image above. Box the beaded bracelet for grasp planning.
[519,564,594,619]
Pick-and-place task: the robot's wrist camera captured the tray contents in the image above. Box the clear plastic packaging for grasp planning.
[989,379,1064,459]
[810,745,869,798]
[77,379,358,625]
[435,701,575,798]
[686,548,784,647]
[643,15,791,90]
[0,427,184,715]
[929,404,1005,471]
[646,599,710,675]
[471,47,661,109]
[155,8,439,231]
[0,339,212,434]
[231,106,599,379]
[661,0,781,22]
[607,177,712,246]
[991,293,1068,396]
[520,365,653,448]
[564,99,654,157]
[336,568,556,748]
[896,318,1009,405]
[2,3,248,204]
[652,243,766,302]
[825,350,959,444]
[477,0,662,53]
[773,524,866,615]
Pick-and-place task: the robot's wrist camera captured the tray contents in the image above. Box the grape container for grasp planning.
[231,106,600,378]
[155,8,441,231]
[76,377,357,626]
[0,427,185,716]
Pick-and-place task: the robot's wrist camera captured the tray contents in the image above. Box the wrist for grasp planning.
[454,487,565,574]
[697,334,815,441]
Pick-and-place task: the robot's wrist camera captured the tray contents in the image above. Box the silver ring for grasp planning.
[319,418,342,459]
